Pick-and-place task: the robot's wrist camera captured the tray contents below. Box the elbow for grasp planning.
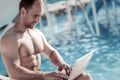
[9,72,22,80]
[10,75,28,80]
[8,67,23,80]
[9,75,20,80]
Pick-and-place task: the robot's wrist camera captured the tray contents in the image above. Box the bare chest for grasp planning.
[19,31,44,57]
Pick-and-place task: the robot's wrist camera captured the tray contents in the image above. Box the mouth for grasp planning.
[31,24,34,26]
[31,23,36,27]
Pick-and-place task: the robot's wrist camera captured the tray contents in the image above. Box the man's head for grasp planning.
[19,0,44,28]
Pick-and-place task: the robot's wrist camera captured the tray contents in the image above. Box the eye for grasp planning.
[33,15,40,19]
[34,15,38,18]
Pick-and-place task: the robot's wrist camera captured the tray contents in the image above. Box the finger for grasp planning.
[69,67,72,73]
[55,77,64,80]
[66,66,72,76]
[58,64,66,71]
[58,67,62,71]
[65,69,70,76]
[56,72,68,79]
[56,76,68,80]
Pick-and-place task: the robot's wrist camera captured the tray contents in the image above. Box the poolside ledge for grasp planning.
[42,0,91,18]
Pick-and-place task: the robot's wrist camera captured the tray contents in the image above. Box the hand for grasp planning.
[44,71,68,80]
[58,63,72,76]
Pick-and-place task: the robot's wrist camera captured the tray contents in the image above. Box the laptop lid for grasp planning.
[68,49,97,80]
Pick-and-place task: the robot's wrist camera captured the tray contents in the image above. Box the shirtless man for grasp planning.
[0,0,92,80]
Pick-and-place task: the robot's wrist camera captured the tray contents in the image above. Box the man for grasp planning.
[0,0,92,80]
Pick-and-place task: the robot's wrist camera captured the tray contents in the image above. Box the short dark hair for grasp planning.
[19,0,35,11]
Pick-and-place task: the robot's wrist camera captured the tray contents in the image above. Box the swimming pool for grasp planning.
[39,1,120,80]
[0,0,120,80]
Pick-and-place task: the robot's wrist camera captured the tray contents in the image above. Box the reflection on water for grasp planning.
[41,32,120,80]
[40,2,120,80]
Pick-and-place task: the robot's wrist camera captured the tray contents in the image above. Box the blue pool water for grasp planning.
[47,0,65,4]
[0,0,120,80]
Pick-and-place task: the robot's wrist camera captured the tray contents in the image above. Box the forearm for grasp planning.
[10,66,45,80]
[49,50,66,67]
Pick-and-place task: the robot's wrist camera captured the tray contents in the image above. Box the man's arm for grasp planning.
[39,31,65,66]
[0,35,45,80]
[38,30,72,75]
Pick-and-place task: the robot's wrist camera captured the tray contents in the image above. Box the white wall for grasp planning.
[0,0,20,27]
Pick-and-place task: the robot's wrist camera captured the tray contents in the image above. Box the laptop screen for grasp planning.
[68,49,97,80]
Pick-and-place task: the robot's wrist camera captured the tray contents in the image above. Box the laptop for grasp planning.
[68,49,97,80]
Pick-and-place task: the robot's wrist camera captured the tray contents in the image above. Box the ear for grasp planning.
[20,7,27,15]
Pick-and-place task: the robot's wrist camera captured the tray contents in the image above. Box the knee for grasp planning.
[83,73,93,80]
[75,73,93,80]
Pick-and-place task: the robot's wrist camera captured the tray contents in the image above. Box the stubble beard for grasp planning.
[25,23,36,29]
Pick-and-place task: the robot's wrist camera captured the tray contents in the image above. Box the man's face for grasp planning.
[23,0,43,29]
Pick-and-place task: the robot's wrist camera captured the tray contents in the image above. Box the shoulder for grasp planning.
[1,34,18,48]
[1,26,17,39]
[1,29,18,44]
[0,30,19,52]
